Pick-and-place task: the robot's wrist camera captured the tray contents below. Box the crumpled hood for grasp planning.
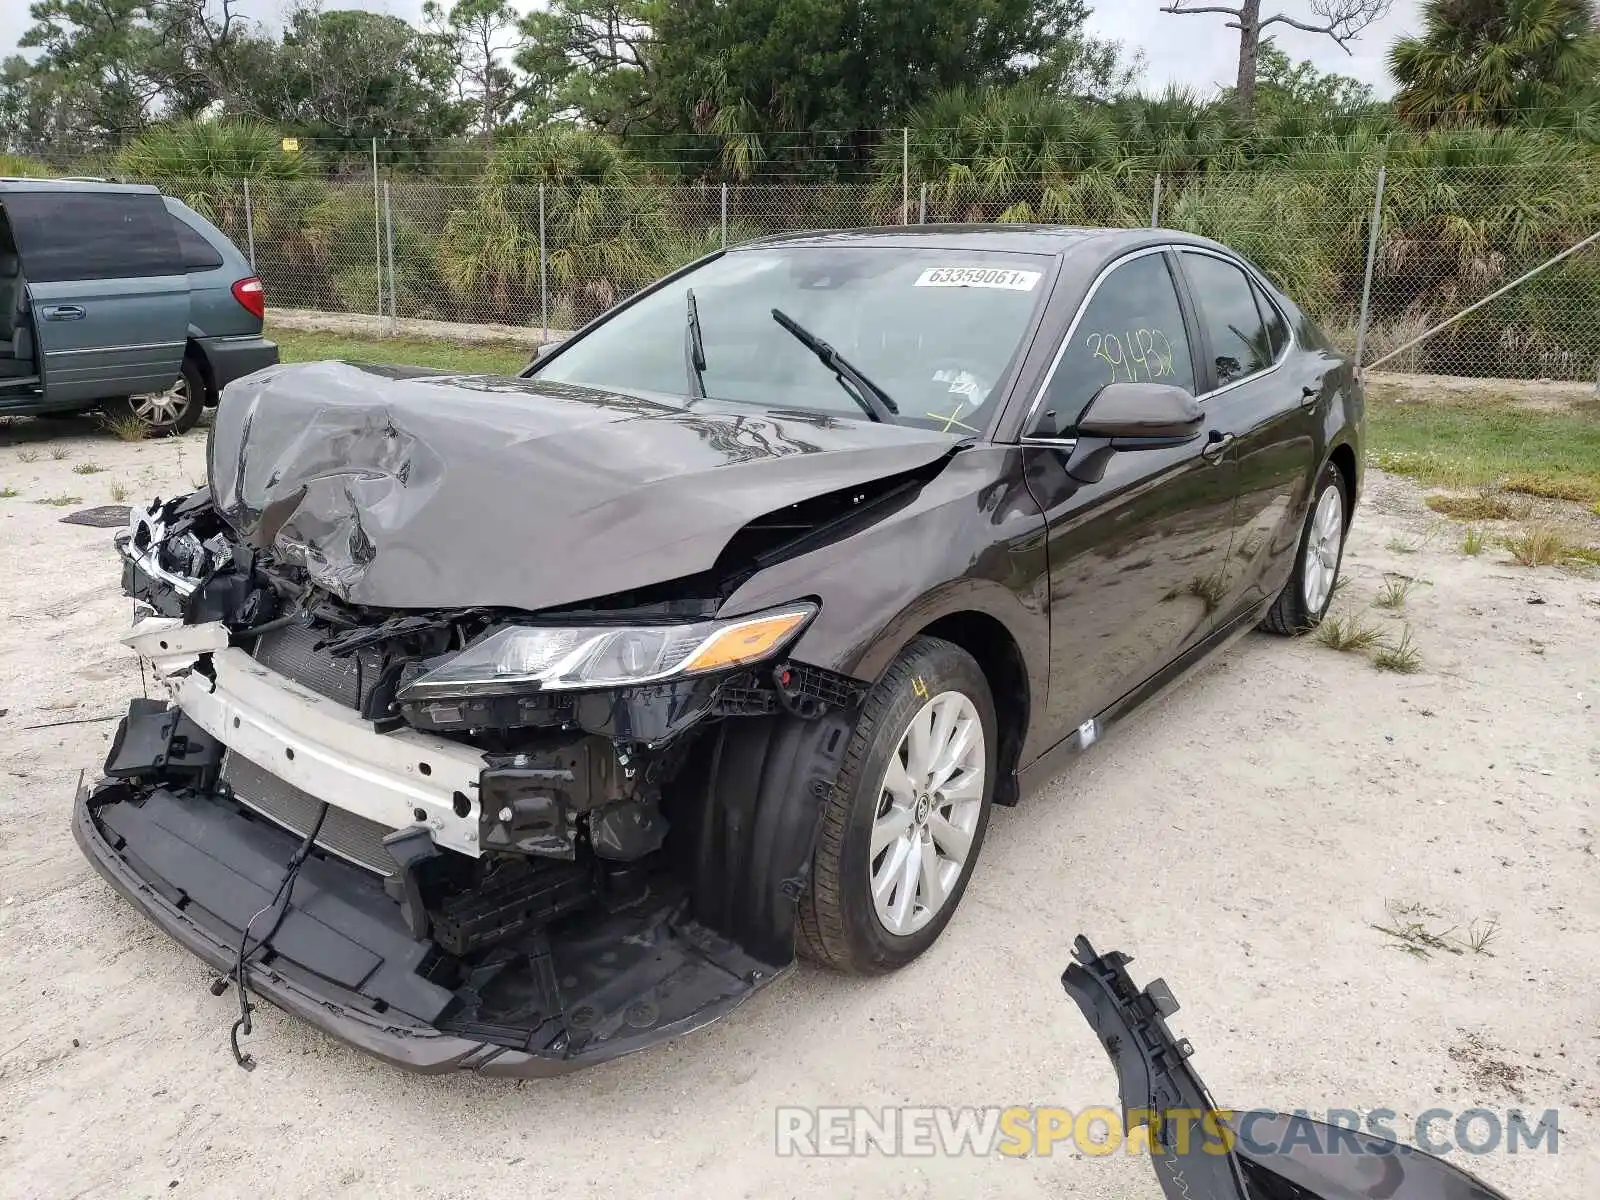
[208,361,957,611]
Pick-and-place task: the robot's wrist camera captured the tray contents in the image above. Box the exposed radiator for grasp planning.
[221,751,398,877]
[251,622,384,711]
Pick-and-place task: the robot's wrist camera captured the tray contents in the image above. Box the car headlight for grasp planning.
[398,603,817,699]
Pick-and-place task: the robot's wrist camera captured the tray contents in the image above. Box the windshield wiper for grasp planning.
[770,308,898,423]
[685,288,707,399]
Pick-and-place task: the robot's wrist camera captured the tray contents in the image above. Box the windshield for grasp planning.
[533,245,1053,434]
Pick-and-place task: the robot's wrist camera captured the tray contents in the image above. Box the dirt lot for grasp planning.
[1,415,1597,1200]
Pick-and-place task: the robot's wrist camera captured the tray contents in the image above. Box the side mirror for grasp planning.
[1076,382,1203,445]
[1061,383,1204,485]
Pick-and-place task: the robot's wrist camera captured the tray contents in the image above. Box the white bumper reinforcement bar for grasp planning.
[124,621,483,857]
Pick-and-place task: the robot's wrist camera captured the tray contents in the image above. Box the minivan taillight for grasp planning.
[231,276,265,320]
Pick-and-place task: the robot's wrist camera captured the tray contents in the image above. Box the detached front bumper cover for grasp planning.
[74,767,784,1076]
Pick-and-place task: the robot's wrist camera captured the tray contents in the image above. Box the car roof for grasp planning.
[737,224,1223,257]
[0,178,162,196]
[734,224,1244,282]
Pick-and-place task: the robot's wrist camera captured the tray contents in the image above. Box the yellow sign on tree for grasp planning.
[281,137,300,153]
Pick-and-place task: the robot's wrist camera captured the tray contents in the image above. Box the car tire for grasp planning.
[797,636,997,975]
[1261,461,1349,636]
[114,357,206,437]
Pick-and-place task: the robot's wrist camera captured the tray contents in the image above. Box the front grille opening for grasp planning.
[251,622,385,711]
[220,750,399,876]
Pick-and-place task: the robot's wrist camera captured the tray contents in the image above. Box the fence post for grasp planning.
[383,180,397,334]
[918,183,927,225]
[371,138,383,318]
[242,177,255,268]
[1150,174,1162,228]
[538,182,548,343]
[720,183,729,248]
[1354,164,1388,370]
[902,128,909,226]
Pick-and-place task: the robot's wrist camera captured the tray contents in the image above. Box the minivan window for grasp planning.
[1030,251,1195,438]
[3,191,184,283]
[1179,251,1273,388]
[172,215,225,272]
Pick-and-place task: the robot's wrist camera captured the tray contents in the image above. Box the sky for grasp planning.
[0,0,1425,98]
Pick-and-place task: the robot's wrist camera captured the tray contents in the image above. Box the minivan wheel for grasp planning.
[1261,461,1349,635]
[797,636,997,975]
[117,358,205,436]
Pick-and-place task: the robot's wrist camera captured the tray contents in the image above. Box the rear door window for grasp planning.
[4,190,184,282]
[1252,277,1290,360]
[172,215,225,272]
[1178,251,1274,388]
[1030,251,1195,438]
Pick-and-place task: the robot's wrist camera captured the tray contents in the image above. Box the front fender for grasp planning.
[719,445,1052,761]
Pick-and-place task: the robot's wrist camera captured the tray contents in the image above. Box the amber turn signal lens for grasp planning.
[680,609,812,674]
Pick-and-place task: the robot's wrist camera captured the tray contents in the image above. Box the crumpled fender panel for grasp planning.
[210,362,957,611]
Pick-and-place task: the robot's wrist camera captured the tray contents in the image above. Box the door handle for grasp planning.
[1200,431,1235,463]
[42,305,86,321]
[1301,384,1319,406]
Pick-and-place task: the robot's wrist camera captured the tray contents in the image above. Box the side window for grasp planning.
[172,216,225,272]
[3,191,183,283]
[1030,252,1195,437]
[1252,277,1290,360]
[1179,251,1272,387]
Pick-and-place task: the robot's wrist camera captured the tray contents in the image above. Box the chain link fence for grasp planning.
[157,160,1600,382]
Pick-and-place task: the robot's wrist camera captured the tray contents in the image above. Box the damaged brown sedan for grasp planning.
[75,226,1364,1074]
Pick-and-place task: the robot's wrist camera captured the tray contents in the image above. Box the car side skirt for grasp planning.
[1016,594,1275,799]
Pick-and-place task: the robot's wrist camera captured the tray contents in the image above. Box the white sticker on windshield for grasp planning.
[915,266,1042,291]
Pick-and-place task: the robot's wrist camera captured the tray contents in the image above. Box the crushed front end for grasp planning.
[77,487,863,1075]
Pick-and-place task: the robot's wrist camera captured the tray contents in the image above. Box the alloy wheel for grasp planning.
[868,691,986,937]
[132,377,189,429]
[1302,485,1345,615]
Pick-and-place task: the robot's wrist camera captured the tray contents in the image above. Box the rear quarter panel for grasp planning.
[163,198,260,339]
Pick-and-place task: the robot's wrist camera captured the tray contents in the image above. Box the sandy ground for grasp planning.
[1,414,1597,1200]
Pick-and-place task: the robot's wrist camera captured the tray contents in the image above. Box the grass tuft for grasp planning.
[1503,525,1599,568]
[1461,527,1485,555]
[108,480,131,502]
[71,462,104,475]
[0,486,18,499]
[1502,473,1599,504]
[99,412,149,442]
[1373,626,1423,673]
[32,493,82,507]
[1316,612,1384,652]
[49,446,70,461]
[1425,492,1521,521]
[1375,575,1417,610]
[17,448,38,463]
[1373,901,1497,959]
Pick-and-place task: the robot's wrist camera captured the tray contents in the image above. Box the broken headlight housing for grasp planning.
[398,603,817,700]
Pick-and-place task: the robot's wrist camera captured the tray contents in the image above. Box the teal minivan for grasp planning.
[0,178,278,435]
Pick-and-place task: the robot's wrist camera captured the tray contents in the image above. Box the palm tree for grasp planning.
[115,118,313,238]
[1392,0,1600,129]
[879,85,1148,226]
[442,126,679,326]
